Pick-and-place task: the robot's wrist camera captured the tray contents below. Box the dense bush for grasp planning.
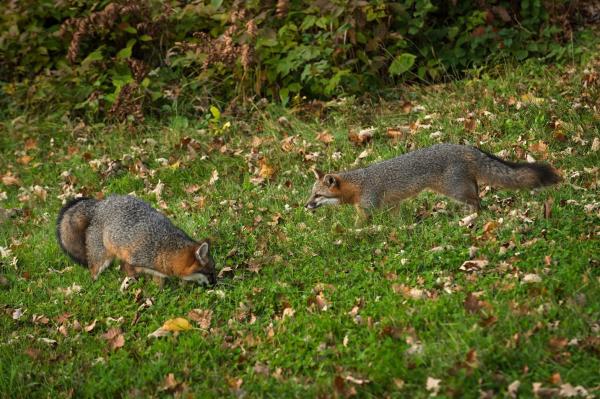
[0,0,588,120]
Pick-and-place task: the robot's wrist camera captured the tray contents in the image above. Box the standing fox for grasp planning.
[305,143,561,219]
[56,195,216,286]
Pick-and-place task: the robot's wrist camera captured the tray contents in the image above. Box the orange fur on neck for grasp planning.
[336,179,361,205]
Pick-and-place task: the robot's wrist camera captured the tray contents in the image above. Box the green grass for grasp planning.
[1,55,599,398]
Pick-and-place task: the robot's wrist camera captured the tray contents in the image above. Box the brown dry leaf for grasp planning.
[84,319,97,332]
[401,101,413,113]
[426,377,441,396]
[258,158,275,180]
[529,141,549,159]
[227,377,243,390]
[25,347,41,360]
[459,212,478,227]
[24,138,38,151]
[507,380,521,398]
[102,327,125,351]
[550,372,562,385]
[357,148,372,159]
[459,259,488,273]
[253,362,270,376]
[465,348,479,369]
[184,184,201,194]
[159,373,186,394]
[463,292,489,314]
[313,292,329,311]
[32,314,49,325]
[1,173,21,187]
[386,127,406,141]
[548,337,568,351]
[17,155,32,165]
[208,169,219,185]
[464,117,477,132]
[348,127,375,145]
[188,309,212,330]
[346,375,370,385]
[316,130,334,144]
[559,383,589,397]
[393,284,427,300]
[282,306,295,319]
[522,273,542,284]
[481,220,498,239]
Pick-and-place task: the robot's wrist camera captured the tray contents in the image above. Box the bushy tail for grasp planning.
[56,197,98,266]
[474,148,562,189]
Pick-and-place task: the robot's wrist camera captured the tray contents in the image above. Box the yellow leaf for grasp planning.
[162,317,192,331]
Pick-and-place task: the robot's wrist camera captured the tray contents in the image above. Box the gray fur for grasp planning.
[56,195,216,284]
[335,143,560,209]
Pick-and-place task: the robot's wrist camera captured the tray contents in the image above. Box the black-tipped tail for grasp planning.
[56,197,96,267]
[475,148,562,189]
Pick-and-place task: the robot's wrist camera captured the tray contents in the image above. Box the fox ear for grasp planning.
[313,169,324,180]
[323,174,338,188]
[195,242,210,262]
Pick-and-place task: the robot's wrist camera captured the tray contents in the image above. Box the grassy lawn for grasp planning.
[1,55,599,397]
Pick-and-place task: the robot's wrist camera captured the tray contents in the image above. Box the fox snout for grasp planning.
[305,197,319,210]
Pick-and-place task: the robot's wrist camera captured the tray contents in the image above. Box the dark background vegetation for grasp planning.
[1,0,597,122]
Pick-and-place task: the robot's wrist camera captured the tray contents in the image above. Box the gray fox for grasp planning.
[56,195,216,286]
[305,143,561,219]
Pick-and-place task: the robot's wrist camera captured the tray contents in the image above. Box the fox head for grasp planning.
[182,241,217,286]
[305,169,344,210]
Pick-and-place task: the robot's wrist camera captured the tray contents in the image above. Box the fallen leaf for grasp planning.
[162,318,192,332]
[282,307,295,319]
[348,127,375,145]
[38,337,57,346]
[17,155,32,165]
[102,327,125,351]
[357,148,372,159]
[12,308,24,320]
[426,377,441,396]
[31,314,49,325]
[522,273,542,284]
[253,362,270,376]
[507,380,520,398]
[529,140,549,159]
[316,130,334,144]
[188,309,212,330]
[464,293,485,314]
[258,158,275,180]
[386,127,406,140]
[559,383,588,397]
[345,375,370,385]
[84,319,97,332]
[1,173,21,187]
[25,347,41,360]
[459,259,489,273]
[208,169,219,185]
[459,212,478,227]
[548,337,568,351]
[159,373,186,394]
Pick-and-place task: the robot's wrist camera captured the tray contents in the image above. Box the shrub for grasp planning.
[0,0,588,120]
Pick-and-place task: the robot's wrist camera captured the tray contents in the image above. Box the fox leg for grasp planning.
[120,262,138,277]
[86,225,114,280]
[439,174,480,211]
[354,204,372,226]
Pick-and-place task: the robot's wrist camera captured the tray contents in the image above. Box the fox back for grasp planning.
[306,143,561,213]
[57,195,216,285]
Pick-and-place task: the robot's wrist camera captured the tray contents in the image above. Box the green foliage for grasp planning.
[0,0,588,119]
